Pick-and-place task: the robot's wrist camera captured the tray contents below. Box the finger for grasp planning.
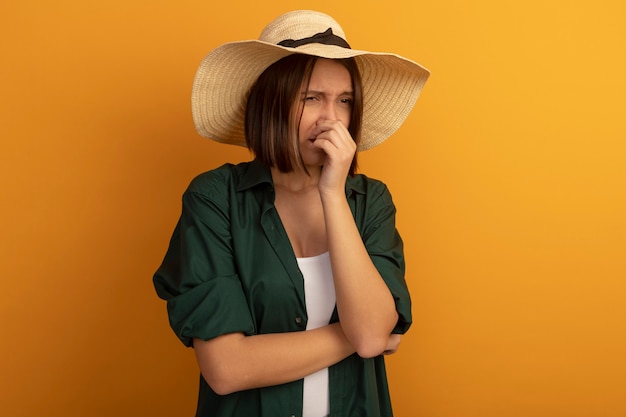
[313,128,356,157]
[313,120,352,144]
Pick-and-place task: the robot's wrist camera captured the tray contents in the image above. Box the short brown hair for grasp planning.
[245,54,363,175]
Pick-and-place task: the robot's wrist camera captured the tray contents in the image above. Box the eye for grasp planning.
[339,97,353,106]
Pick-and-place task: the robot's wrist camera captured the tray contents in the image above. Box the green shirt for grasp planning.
[153,159,412,417]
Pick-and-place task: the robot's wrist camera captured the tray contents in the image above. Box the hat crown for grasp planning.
[259,10,348,45]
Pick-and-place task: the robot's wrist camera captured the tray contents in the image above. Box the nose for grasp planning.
[320,101,338,121]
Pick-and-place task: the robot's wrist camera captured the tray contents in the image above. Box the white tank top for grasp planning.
[297,252,336,417]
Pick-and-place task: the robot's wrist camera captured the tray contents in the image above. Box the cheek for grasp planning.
[339,109,351,128]
[297,114,313,141]
[299,108,318,129]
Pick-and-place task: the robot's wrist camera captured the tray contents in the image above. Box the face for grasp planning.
[297,58,353,168]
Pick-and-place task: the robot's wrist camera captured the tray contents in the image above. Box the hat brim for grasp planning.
[191,40,430,151]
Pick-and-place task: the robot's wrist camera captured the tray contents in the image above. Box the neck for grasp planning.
[271,165,322,193]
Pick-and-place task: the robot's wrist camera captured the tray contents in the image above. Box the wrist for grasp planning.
[318,186,345,203]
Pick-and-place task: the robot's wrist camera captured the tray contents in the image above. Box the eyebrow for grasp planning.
[302,90,354,96]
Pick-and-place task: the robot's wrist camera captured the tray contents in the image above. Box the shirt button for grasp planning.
[295,317,302,324]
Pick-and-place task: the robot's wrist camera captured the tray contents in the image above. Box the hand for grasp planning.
[311,119,356,195]
[383,334,402,355]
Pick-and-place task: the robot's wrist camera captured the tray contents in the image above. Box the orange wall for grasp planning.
[1,1,625,416]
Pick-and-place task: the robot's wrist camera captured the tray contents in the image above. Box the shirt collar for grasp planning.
[235,159,274,192]
[235,158,366,196]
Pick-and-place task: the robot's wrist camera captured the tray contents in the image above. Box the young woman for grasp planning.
[154,10,430,417]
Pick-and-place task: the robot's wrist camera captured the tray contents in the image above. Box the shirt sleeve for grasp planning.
[153,175,256,347]
[359,181,412,334]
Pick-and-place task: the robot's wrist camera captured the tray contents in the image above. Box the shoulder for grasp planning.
[185,161,254,197]
[347,173,394,206]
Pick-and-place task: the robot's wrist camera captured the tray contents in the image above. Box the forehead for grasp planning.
[307,58,352,90]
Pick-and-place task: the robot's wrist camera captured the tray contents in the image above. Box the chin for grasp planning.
[300,151,326,167]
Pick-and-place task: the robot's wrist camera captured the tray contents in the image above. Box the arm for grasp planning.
[193,323,354,395]
[313,120,399,358]
[322,190,398,358]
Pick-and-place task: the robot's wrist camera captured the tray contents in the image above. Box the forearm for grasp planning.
[193,323,354,395]
[321,191,398,358]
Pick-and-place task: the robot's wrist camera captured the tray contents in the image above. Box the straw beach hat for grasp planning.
[191,10,430,151]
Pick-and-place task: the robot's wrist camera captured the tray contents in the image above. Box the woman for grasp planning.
[154,10,430,417]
